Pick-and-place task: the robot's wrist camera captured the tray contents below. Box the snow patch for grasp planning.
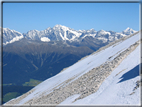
[3,35,24,45]
[40,37,50,42]
[59,32,65,40]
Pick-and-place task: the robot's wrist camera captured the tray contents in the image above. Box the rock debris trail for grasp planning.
[5,31,140,106]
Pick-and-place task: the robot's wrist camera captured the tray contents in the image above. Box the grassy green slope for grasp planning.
[3,92,20,103]
[23,79,42,86]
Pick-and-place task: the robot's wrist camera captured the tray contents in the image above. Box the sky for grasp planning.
[3,2,140,33]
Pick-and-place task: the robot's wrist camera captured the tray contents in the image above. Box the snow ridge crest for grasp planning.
[1,25,137,45]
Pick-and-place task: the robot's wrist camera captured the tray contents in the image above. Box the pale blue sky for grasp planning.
[3,2,139,33]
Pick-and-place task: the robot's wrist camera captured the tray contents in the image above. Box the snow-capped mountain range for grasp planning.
[4,28,140,106]
[3,28,24,45]
[1,25,137,45]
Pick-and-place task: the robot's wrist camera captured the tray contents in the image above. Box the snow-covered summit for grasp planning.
[2,28,24,45]
[96,30,111,36]
[53,24,68,29]
[23,24,82,42]
[122,27,137,35]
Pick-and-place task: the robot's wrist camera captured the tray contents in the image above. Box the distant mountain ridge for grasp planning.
[1,25,137,45]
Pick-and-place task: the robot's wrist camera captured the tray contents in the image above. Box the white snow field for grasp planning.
[60,42,141,105]
[5,31,141,106]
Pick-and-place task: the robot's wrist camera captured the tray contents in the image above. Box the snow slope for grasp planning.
[60,42,140,105]
[4,31,140,106]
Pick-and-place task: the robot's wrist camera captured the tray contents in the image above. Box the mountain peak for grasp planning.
[54,24,70,29]
[53,24,70,32]
[88,28,95,31]
[54,24,65,28]
[46,27,51,30]
[124,27,131,31]
[122,27,137,35]
[98,29,107,33]
[3,28,10,31]
[2,28,22,35]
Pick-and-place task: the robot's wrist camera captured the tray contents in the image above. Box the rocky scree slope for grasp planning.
[4,30,140,106]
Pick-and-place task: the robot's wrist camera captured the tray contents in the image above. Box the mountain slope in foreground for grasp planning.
[4,31,141,106]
